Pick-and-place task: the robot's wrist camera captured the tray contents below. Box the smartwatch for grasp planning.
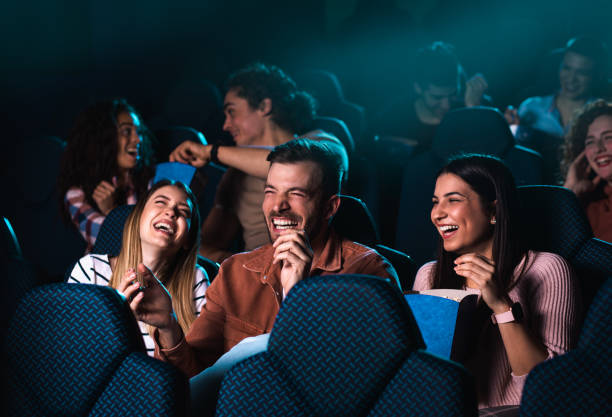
[491,302,523,324]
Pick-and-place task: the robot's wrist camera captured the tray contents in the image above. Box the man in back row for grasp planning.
[125,139,399,377]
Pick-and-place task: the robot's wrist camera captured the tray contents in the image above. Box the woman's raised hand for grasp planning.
[564,150,603,197]
[454,253,511,314]
[117,264,176,330]
[92,180,117,215]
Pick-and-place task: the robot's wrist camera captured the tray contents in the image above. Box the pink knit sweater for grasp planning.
[413,251,581,408]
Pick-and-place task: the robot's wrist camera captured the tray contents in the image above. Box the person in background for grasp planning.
[371,41,490,153]
[125,139,397,378]
[170,63,348,263]
[562,99,612,242]
[58,99,155,252]
[510,36,609,182]
[68,180,208,356]
[413,154,580,408]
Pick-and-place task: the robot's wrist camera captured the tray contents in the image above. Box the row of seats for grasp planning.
[3,245,609,415]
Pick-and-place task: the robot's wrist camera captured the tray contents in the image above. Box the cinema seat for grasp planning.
[215,275,477,416]
[519,277,611,417]
[5,283,189,416]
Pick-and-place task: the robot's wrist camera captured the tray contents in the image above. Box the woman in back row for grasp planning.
[58,98,155,252]
[414,154,581,408]
[562,99,612,242]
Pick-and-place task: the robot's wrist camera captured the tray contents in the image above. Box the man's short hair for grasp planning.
[414,41,461,90]
[267,139,344,199]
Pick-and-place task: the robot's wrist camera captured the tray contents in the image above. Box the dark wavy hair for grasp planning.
[226,62,316,134]
[432,154,528,293]
[58,99,155,219]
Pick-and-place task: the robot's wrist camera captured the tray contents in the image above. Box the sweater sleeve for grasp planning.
[65,187,105,252]
[522,252,581,358]
[412,262,436,291]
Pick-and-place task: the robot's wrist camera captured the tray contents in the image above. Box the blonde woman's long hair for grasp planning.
[109,179,202,335]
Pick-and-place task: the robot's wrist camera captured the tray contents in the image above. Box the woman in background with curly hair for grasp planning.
[562,99,612,242]
[58,98,155,252]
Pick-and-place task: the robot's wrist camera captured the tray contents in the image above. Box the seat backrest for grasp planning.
[160,79,224,139]
[519,277,611,417]
[294,68,366,143]
[332,196,415,291]
[216,275,477,416]
[517,185,612,306]
[517,186,592,259]
[432,106,516,159]
[8,136,86,283]
[332,195,380,246]
[0,217,37,344]
[432,107,544,185]
[153,126,207,163]
[92,204,135,256]
[5,283,188,416]
[312,116,355,155]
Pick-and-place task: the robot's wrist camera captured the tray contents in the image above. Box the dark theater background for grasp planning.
[1,0,610,148]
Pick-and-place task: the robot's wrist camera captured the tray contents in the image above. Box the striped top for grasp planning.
[65,186,137,253]
[414,251,581,408]
[68,253,209,357]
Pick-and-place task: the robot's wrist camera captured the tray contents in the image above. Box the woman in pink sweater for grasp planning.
[413,154,581,408]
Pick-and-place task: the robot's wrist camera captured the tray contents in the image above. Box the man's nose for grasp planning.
[274,195,290,212]
[222,117,231,132]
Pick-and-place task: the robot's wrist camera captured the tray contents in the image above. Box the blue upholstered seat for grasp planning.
[215,275,477,416]
[519,277,611,417]
[7,135,86,283]
[332,195,416,291]
[517,185,612,308]
[5,283,189,416]
[1,217,37,344]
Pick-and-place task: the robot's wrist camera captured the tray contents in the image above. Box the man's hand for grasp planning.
[272,230,313,297]
[169,141,211,168]
[92,180,117,215]
[464,73,488,107]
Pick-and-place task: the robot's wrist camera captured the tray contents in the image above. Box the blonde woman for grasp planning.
[68,179,209,356]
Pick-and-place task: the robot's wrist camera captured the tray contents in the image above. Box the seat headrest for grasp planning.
[294,69,344,104]
[267,275,424,414]
[578,277,611,354]
[518,186,593,259]
[332,195,379,245]
[6,284,144,415]
[432,106,514,160]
